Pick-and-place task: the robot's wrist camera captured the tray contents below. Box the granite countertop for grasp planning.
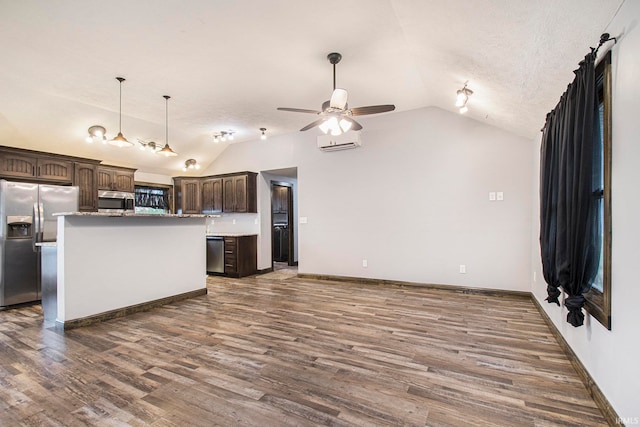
[35,242,57,247]
[207,232,259,237]
[53,212,211,218]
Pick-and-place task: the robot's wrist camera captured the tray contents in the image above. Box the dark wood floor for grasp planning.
[0,274,606,426]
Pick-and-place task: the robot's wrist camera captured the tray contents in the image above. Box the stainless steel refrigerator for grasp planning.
[0,180,79,307]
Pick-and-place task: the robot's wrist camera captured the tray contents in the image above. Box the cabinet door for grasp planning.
[113,171,134,192]
[74,162,97,211]
[222,177,235,212]
[202,178,223,214]
[233,175,248,213]
[181,179,201,214]
[0,153,37,178]
[97,168,114,190]
[37,159,73,182]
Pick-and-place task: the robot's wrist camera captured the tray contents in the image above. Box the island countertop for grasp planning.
[53,212,211,218]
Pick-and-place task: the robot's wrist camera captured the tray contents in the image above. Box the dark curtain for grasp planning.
[539,52,602,327]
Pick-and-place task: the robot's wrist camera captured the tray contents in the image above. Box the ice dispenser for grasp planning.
[7,215,33,239]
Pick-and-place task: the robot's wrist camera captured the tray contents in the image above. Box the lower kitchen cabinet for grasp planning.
[223,235,257,278]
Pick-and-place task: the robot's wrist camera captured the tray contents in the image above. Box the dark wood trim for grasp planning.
[55,288,207,330]
[0,144,101,164]
[297,273,530,299]
[531,296,621,426]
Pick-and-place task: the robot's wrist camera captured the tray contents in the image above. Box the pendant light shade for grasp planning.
[107,77,134,148]
[158,95,178,157]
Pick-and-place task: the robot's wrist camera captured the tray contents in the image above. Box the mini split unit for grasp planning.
[317,131,362,152]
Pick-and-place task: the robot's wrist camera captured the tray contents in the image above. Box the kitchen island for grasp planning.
[52,212,208,329]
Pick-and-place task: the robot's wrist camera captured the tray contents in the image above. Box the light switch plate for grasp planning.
[497,191,504,201]
[459,264,466,274]
[489,192,496,201]
[300,217,308,224]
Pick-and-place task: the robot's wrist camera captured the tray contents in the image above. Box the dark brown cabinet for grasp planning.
[272,185,289,213]
[223,173,257,213]
[174,171,257,215]
[74,162,98,211]
[201,177,223,214]
[223,235,257,278]
[174,178,201,214]
[97,166,136,192]
[0,151,73,183]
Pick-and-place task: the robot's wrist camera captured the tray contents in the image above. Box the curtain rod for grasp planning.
[540,33,617,132]
[593,33,617,57]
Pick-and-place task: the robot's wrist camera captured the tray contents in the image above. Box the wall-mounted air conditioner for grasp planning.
[317,131,362,152]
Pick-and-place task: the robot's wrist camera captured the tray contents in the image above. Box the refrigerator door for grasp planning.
[0,180,39,306]
[38,185,79,242]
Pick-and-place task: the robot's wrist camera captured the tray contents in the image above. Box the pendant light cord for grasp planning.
[115,77,125,133]
[164,95,170,145]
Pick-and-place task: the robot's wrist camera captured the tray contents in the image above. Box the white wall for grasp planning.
[530,1,640,422]
[134,171,173,186]
[204,106,533,291]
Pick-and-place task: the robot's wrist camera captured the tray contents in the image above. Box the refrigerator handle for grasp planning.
[32,202,40,252]
[38,202,44,240]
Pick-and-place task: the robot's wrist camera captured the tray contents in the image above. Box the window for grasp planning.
[584,50,612,330]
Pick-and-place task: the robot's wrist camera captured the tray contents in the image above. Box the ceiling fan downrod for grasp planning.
[328,52,342,90]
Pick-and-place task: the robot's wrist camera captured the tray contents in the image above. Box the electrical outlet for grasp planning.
[232,219,236,225]
[254,218,258,225]
[459,264,466,274]
[362,259,368,268]
[533,271,537,282]
[497,191,504,201]
[300,217,308,224]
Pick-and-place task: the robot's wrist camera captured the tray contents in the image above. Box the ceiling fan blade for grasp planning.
[342,116,363,131]
[329,88,348,109]
[277,107,322,114]
[350,104,396,116]
[300,118,327,131]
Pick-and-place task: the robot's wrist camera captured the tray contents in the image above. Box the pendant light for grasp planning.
[158,95,178,157]
[107,77,134,147]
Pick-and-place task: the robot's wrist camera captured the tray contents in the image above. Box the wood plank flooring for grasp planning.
[0,274,607,426]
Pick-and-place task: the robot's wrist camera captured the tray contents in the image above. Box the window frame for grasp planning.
[584,50,612,330]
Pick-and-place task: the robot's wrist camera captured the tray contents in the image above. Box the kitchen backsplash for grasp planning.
[206,213,259,234]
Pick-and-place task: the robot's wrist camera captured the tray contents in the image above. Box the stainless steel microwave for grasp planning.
[98,190,135,213]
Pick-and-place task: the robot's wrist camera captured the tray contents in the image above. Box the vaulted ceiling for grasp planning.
[0,0,623,176]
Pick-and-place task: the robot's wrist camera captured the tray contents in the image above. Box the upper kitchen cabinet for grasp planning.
[97,165,136,192]
[201,177,223,214]
[272,185,289,213]
[74,162,98,211]
[174,178,201,214]
[223,172,257,213]
[0,150,73,183]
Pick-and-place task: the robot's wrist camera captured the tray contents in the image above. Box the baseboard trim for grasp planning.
[257,267,274,274]
[530,296,621,426]
[297,273,530,299]
[57,288,208,330]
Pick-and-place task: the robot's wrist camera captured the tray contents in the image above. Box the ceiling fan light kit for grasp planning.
[277,52,395,138]
[182,158,200,171]
[260,128,267,140]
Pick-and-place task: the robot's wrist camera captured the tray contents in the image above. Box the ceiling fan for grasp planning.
[277,52,395,135]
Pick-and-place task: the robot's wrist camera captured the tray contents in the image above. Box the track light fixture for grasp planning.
[137,140,162,152]
[260,128,267,140]
[107,77,134,147]
[158,95,178,157]
[86,125,107,143]
[182,158,200,171]
[212,131,235,143]
[455,82,473,114]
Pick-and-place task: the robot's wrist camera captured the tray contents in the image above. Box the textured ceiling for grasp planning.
[0,0,623,175]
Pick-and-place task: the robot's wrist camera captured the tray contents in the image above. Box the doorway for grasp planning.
[271,181,295,269]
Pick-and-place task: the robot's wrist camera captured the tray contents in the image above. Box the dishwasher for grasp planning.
[206,236,224,274]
